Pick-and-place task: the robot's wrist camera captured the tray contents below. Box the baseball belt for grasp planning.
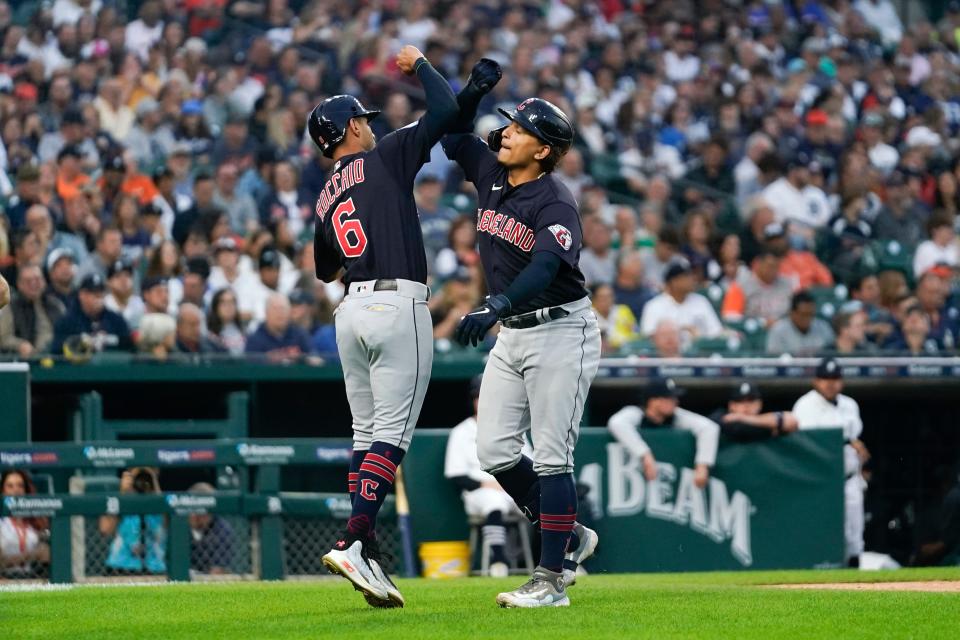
[501,306,570,329]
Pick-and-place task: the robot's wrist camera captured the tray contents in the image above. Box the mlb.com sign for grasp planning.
[236,443,295,464]
[580,443,754,566]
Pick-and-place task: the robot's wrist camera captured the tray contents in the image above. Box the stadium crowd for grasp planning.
[0,0,959,360]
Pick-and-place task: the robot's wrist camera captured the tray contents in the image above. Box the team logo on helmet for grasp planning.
[548,224,573,251]
[517,98,535,111]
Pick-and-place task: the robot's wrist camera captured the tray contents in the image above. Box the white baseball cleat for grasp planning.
[496,567,570,608]
[563,523,598,587]
[322,539,391,606]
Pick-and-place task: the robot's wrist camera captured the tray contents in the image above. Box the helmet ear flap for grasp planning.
[487,125,508,152]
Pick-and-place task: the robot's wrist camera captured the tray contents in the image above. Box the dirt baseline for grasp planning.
[773,581,960,593]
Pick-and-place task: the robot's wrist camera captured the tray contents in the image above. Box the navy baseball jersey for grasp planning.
[443,134,588,314]
[313,122,434,285]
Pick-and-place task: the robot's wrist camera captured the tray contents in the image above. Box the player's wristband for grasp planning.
[775,411,783,436]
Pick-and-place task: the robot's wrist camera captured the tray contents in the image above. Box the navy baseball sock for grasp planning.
[492,456,541,524]
[347,449,366,507]
[483,510,508,566]
[345,441,404,539]
[538,473,577,573]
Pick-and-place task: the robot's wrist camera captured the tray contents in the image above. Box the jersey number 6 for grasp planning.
[332,197,367,258]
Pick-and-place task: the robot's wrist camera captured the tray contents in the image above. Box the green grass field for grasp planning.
[4,568,959,639]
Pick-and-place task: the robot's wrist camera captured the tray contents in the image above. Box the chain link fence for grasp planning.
[283,516,402,578]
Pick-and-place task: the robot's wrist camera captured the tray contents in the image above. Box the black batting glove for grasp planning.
[465,58,502,94]
[487,125,508,151]
[454,294,512,347]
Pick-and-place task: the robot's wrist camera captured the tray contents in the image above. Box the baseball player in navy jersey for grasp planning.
[442,93,602,608]
[311,47,500,608]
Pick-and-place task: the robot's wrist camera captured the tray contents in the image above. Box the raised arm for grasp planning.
[396,45,459,145]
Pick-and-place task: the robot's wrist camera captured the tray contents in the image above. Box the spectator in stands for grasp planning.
[416,175,458,271]
[0,264,65,356]
[913,213,959,278]
[739,197,777,265]
[0,469,50,579]
[650,320,683,358]
[54,145,89,201]
[684,135,735,199]
[49,196,93,266]
[51,273,133,356]
[0,228,41,287]
[289,289,317,335]
[580,215,617,287]
[591,283,638,354]
[114,195,151,263]
[431,267,481,341]
[258,160,310,240]
[137,313,177,360]
[612,251,654,320]
[45,249,77,309]
[849,273,895,345]
[207,289,246,356]
[640,257,723,340]
[861,112,898,176]
[680,210,715,283]
[735,132,775,208]
[179,257,211,311]
[212,163,258,238]
[873,171,926,252]
[434,216,480,282]
[641,227,681,290]
[888,304,940,356]
[0,274,8,311]
[793,358,868,567]
[187,483,234,575]
[104,258,144,330]
[771,223,834,290]
[915,271,959,349]
[207,238,259,324]
[607,377,719,488]
[829,308,871,355]
[78,227,123,283]
[765,290,834,356]
[173,171,221,247]
[175,302,224,355]
[99,467,166,575]
[141,276,171,317]
[555,147,592,203]
[245,293,310,360]
[722,247,794,327]
[444,377,529,578]
[709,381,798,442]
[5,165,43,232]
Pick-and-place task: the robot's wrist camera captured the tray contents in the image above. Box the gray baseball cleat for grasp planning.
[496,567,570,608]
[563,522,599,587]
[322,538,391,606]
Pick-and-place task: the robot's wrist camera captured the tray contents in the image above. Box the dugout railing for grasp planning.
[0,438,399,584]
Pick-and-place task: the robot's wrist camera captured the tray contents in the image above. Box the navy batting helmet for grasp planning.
[497,98,574,153]
[307,95,380,158]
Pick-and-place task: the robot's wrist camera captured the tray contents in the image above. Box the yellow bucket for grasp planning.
[419,541,471,578]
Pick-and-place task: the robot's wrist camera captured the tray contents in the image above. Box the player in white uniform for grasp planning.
[792,357,868,567]
[444,376,531,577]
[607,377,720,487]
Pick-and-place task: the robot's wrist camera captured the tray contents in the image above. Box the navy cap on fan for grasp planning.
[497,97,574,153]
[259,249,281,270]
[307,95,380,158]
[663,257,693,282]
[79,273,106,292]
[107,258,134,279]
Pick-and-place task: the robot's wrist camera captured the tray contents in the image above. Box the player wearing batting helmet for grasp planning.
[441,86,602,607]
[310,46,495,608]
